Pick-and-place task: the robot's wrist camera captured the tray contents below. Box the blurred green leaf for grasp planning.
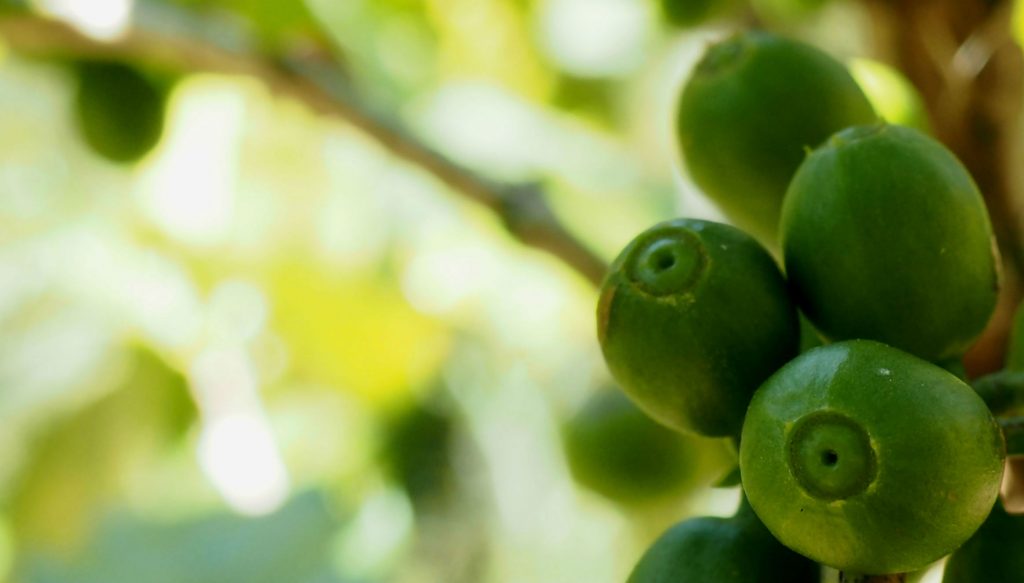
[9,347,196,552]
[20,490,347,583]
[551,75,616,122]
[380,396,456,512]
[167,0,322,46]
[266,262,450,411]
[1007,300,1024,371]
[849,58,932,133]
[751,0,831,23]
[660,0,738,28]
[712,466,741,489]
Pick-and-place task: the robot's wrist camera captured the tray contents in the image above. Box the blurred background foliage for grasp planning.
[0,0,989,581]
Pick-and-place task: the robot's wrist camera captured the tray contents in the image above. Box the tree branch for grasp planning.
[0,13,608,285]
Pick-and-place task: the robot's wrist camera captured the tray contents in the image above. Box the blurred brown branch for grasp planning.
[864,0,1024,376]
[0,13,607,286]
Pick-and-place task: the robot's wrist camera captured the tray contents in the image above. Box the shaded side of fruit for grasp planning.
[677,31,875,244]
[598,219,798,437]
[74,61,170,164]
[562,388,698,505]
[781,123,999,362]
[627,499,818,583]
[943,501,1024,583]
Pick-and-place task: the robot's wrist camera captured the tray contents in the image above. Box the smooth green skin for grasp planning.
[741,340,1005,574]
[627,499,819,583]
[598,219,798,437]
[562,388,698,505]
[677,31,875,244]
[943,501,1024,583]
[75,61,168,164]
[782,124,1000,363]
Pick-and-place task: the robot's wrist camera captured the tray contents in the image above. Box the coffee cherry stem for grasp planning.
[972,369,1024,416]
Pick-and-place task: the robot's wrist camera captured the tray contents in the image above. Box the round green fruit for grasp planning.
[677,31,875,244]
[943,501,1024,583]
[781,123,999,363]
[598,219,798,437]
[74,61,169,164]
[381,400,455,511]
[740,340,1005,574]
[563,388,698,505]
[627,499,819,583]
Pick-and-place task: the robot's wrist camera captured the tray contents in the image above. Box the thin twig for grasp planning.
[0,13,608,285]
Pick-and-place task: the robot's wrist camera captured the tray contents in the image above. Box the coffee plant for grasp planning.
[5,2,1024,583]
[599,28,1024,583]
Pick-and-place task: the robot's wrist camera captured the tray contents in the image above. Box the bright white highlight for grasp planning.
[38,0,134,41]
[141,81,244,248]
[197,412,290,517]
[538,0,651,77]
[192,348,289,516]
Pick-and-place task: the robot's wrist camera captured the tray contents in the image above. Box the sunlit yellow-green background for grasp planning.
[0,0,944,581]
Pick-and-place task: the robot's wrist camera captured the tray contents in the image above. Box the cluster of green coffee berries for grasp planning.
[598,31,1016,581]
[73,60,171,164]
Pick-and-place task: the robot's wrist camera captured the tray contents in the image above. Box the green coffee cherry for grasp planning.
[627,499,819,583]
[598,219,798,437]
[943,501,1024,583]
[741,340,1005,574]
[74,61,169,164]
[562,388,698,505]
[782,123,999,363]
[381,400,455,512]
[677,31,875,244]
